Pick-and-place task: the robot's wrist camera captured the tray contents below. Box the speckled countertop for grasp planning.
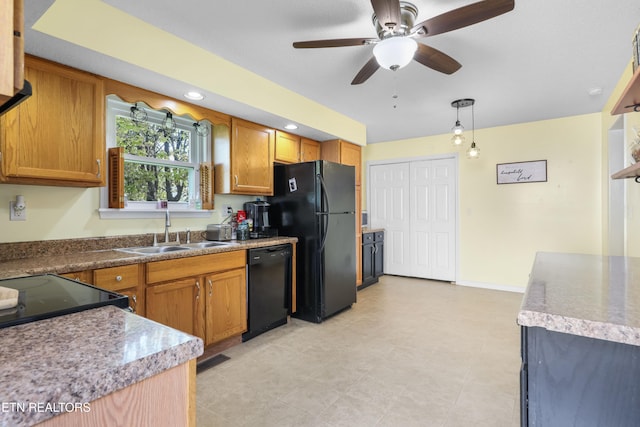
[517,252,640,346]
[0,235,298,279]
[362,227,385,234]
[0,305,203,427]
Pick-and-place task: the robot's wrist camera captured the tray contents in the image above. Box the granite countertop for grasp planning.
[517,252,640,346]
[0,305,203,427]
[0,236,298,279]
[362,227,385,234]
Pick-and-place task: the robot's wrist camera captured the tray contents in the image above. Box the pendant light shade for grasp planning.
[130,103,147,123]
[452,120,464,135]
[467,141,480,158]
[163,112,176,130]
[373,37,418,71]
[451,133,465,146]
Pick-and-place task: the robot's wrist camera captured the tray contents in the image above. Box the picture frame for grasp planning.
[497,160,547,184]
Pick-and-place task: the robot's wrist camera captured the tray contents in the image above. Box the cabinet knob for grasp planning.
[115,275,122,282]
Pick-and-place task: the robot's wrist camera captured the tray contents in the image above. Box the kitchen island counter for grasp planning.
[518,252,640,426]
[517,252,640,346]
[0,305,203,427]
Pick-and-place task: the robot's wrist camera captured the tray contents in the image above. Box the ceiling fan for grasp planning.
[292,0,515,85]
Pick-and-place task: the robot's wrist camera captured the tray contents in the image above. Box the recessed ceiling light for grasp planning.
[184,91,204,101]
[284,123,298,130]
[588,87,603,96]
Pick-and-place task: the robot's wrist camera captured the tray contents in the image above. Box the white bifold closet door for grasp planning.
[370,157,456,281]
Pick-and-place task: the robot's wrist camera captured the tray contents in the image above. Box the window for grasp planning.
[104,96,211,213]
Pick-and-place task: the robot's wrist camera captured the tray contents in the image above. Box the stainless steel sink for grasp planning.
[182,241,232,249]
[116,245,192,255]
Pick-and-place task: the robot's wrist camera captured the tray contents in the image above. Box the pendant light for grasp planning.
[450,99,474,146]
[466,100,480,159]
[130,103,148,123]
[193,121,209,137]
[163,112,176,130]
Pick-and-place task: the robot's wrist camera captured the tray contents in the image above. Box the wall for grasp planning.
[363,114,603,290]
[0,183,254,243]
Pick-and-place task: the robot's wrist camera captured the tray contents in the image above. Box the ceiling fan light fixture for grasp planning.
[373,37,417,70]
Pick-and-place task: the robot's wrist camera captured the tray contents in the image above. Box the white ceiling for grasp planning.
[23,0,640,144]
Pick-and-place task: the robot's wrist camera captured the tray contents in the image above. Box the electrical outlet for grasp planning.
[9,201,26,221]
[223,205,233,215]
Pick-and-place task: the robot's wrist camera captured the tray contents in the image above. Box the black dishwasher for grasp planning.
[242,244,292,341]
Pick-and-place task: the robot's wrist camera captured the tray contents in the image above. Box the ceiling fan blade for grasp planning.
[413,43,461,75]
[351,57,381,85]
[293,38,377,48]
[412,0,514,36]
[370,0,402,31]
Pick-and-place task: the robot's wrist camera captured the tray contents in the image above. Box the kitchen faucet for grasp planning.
[164,209,171,243]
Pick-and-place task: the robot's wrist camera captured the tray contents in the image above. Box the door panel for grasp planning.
[370,158,456,281]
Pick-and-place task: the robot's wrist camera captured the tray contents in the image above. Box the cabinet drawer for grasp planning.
[146,250,246,284]
[374,232,384,242]
[363,233,374,244]
[94,264,140,292]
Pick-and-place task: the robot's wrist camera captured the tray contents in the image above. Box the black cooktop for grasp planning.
[0,274,129,329]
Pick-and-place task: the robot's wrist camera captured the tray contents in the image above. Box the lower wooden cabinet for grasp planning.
[205,268,247,346]
[146,251,247,346]
[146,278,203,337]
[93,264,145,316]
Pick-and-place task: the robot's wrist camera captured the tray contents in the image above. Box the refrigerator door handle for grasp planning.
[317,173,330,252]
[317,173,330,214]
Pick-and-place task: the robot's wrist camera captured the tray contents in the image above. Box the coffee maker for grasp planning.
[243,201,274,238]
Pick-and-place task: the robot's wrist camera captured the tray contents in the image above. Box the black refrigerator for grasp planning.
[269,160,356,323]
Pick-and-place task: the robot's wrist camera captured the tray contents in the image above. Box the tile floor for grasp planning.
[196,275,524,427]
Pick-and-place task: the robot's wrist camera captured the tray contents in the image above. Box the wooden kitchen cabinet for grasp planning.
[146,251,247,346]
[0,0,24,104]
[59,270,93,284]
[300,137,320,162]
[0,55,105,187]
[146,277,204,338]
[214,117,274,195]
[274,130,300,164]
[204,268,247,346]
[94,264,145,316]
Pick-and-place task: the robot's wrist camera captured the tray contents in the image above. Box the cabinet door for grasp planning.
[230,118,274,195]
[205,268,247,345]
[300,138,320,162]
[374,242,384,278]
[340,142,361,186]
[0,56,105,186]
[146,278,204,339]
[362,243,375,285]
[274,130,300,164]
[59,270,93,284]
[94,264,144,315]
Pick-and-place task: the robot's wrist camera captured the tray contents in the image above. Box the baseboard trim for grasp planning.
[455,280,525,293]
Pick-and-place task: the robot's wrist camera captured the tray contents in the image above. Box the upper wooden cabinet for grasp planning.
[300,138,321,162]
[0,56,105,186]
[0,0,24,103]
[215,117,274,195]
[274,130,300,164]
[321,139,362,185]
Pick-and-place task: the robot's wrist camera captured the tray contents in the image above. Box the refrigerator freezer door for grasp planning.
[320,212,357,318]
[318,161,356,214]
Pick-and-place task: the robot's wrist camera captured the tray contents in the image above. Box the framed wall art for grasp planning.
[496,160,547,184]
